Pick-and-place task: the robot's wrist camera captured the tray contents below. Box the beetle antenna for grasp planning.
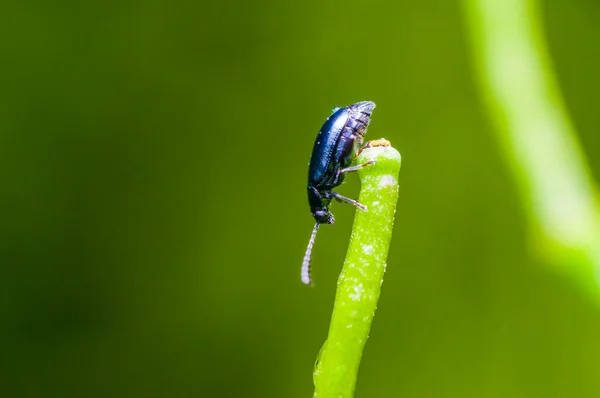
[301,223,320,285]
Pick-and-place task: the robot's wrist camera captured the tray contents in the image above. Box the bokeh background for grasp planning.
[2,1,600,397]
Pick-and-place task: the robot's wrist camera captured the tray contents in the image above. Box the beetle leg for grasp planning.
[339,160,375,175]
[331,192,367,211]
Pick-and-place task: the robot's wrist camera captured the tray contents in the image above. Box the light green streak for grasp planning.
[463,0,600,297]
[313,145,401,398]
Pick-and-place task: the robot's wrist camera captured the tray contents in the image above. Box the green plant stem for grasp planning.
[463,0,600,299]
[313,144,401,398]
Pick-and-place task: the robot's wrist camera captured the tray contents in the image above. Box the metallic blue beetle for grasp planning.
[301,101,376,285]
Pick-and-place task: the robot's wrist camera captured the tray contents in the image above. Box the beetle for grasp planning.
[301,101,376,285]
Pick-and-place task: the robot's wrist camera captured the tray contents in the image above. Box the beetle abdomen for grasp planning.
[307,101,376,188]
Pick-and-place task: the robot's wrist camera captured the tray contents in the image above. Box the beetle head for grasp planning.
[312,208,335,224]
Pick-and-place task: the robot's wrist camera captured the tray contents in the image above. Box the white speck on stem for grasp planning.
[378,175,397,188]
[349,283,364,301]
[362,244,374,254]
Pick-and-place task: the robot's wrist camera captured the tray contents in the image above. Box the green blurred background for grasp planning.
[2,1,600,397]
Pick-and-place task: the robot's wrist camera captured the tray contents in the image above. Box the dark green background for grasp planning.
[2,1,600,397]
